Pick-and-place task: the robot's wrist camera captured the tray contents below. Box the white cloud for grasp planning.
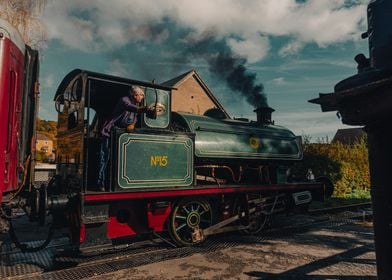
[227,34,270,63]
[109,59,128,76]
[40,74,55,90]
[273,110,361,140]
[39,96,56,120]
[279,41,304,56]
[271,77,286,85]
[42,0,367,60]
[233,109,355,140]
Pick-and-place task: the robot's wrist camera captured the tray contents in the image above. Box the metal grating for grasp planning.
[0,238,68,279]
[0,207,373,279]
[33,164,56,185]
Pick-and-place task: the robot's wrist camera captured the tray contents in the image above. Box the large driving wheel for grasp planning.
[234,194,268,235]
[241,212,268,235]
[168,199,213,246]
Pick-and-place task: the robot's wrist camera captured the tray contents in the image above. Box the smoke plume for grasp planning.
[183,33,268,107]
[209,53,267,107]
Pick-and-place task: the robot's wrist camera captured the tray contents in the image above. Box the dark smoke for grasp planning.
[209,53,267,107]
[108,21,268,108]
[184,33,268,108]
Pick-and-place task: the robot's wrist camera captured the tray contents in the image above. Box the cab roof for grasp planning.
[54,69,173,101]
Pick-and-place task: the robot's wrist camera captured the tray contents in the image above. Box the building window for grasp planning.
[40,146,49,153]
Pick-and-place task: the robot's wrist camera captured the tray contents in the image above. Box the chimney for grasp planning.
[254,106,275,125]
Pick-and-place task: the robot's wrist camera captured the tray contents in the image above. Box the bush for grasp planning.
[292,137,370,199]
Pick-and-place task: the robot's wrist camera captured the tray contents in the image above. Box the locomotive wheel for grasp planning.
[241,213,267,235]
[234,195,267,235]
[168,199,213,246]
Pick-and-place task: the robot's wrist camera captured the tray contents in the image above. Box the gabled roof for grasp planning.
[162,70,230,118]
[332,128,365,145]
[161,70,194,88]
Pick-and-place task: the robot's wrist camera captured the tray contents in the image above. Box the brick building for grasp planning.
[162,70,229,117]
[36,133,54,155]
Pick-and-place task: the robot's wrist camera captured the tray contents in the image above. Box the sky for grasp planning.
[37,0,369,141]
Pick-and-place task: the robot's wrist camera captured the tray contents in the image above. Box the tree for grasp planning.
[0,0,46,48]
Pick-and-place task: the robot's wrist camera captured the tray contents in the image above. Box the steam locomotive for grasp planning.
[0,17,331,251]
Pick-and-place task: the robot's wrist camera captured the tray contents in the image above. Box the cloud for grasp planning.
[39,95,56,120]
[39,0,369,129]
[40,74,55,90]
[271,77,286,85]
[279,41,304,56]
[227,34,270,63]
[43,0,367,60]
[273,110,359,139]
[230,108,356,140]
[109,59,128,76]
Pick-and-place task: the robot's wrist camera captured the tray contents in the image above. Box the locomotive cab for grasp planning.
[54,69,193,193]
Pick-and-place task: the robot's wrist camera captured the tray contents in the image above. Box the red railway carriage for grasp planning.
[0,18,39,204]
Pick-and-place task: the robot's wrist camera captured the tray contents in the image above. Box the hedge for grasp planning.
[291,138,370,198]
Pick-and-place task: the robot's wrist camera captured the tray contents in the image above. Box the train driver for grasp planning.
[96,86,148,191]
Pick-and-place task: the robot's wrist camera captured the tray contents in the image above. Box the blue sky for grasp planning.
[37,0,369,140]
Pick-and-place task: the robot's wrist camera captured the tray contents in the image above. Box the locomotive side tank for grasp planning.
[174,112,301,161]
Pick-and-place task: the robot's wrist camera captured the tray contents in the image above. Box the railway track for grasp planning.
[308,202,372,215]
[0,203,372,279]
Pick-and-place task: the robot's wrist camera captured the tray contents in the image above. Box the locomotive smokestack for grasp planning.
[254,105,275,125]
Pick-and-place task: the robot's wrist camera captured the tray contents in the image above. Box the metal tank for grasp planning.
[174,106,302,162]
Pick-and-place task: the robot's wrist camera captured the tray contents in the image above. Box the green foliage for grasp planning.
[292,137,370,199]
